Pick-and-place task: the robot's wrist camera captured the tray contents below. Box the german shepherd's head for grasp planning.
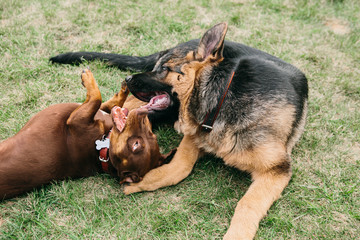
[125,23,228,130]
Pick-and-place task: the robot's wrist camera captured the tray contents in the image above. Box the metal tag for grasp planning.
[95,138,110,150]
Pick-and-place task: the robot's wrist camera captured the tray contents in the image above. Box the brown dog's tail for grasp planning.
[49,51,161,72]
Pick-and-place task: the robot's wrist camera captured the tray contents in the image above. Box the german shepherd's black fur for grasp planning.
[50,23,308,239]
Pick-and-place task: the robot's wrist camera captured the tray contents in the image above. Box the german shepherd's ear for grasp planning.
[195,22,228,62]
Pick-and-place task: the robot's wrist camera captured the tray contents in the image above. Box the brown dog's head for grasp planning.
[109,106,175,184]
[125,23,228,134]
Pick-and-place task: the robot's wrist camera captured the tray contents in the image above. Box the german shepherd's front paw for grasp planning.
[81,68,95,89]
[123,183,142,195]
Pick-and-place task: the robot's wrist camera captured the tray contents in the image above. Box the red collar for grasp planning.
[95,130,111,173]
[201,70,235,132]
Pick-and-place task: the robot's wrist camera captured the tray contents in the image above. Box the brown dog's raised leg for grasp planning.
[123,135,200,194]
[100,81,130,113]
[67,69,102,126]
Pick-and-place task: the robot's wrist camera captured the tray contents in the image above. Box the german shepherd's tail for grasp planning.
[49,51,161,72]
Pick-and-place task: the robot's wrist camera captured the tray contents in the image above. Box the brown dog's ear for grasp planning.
[111,106,128,133]
[195,22,228,62]
[158,148,177,166]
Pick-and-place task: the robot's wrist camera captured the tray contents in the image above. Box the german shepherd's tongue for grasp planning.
[111,106,128,132]
[140,92,171,112]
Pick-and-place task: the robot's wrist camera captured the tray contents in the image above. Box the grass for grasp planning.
[0,0,359,239]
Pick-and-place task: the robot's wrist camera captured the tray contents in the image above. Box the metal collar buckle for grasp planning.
[201,124,213,132]
[99,155,109,162]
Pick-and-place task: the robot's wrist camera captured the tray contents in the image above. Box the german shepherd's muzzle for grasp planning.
[50,23,308,239]
[124,72,180,124]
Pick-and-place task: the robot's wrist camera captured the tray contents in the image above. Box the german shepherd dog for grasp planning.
[51,23,308,239]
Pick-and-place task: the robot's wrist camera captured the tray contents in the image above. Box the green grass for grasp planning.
[1,0,359,239]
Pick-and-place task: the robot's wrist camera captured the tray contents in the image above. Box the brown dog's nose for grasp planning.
[125,75,133,83]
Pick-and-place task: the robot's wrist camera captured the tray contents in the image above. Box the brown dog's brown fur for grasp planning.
[0,69,170,200]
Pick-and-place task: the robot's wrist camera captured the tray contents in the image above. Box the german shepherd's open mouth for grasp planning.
[134,91,171,112]
[124,72,180,120]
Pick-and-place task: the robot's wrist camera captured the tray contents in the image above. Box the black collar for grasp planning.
[201,70,235,132]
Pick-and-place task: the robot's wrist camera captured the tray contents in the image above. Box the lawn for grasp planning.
[0,0,359,239]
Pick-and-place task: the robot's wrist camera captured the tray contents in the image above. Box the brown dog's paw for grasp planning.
[81,68,94,88]
[120,81,130,94]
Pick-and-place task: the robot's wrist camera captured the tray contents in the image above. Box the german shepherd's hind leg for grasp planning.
[100,81,130,113]
[66,69,102,126]
[223,150,291,240]
[123,135,200,194]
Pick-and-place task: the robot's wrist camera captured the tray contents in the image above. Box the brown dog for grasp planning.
[0,69,173,200]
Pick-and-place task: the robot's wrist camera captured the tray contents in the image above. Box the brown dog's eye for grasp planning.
[177,75,181,81]
[127,137,144,154]
[133,140,139,150]
[131,139,144,153]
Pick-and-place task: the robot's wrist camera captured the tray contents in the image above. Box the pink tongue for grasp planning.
[111,107,128,132]
[144,94,169,110]
[151,94,167,103]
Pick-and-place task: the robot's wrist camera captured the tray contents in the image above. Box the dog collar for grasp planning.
[201,70,235,132]
[95,130,111,172]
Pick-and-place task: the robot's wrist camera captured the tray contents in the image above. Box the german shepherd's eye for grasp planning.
[161,65,170,72]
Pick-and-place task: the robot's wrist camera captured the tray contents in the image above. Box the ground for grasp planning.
[0,0,359,239]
